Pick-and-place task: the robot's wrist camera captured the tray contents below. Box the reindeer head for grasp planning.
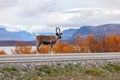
[56,27,62,39]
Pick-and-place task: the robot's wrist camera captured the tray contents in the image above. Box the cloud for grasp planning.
[0,0,120,33]
[1,8,120,33]
[19,0,57,17]
[0,24,28,32]
[39,8,120,27]
[67,9,120,26]
[1,24,56,33]
[0,0,18,11]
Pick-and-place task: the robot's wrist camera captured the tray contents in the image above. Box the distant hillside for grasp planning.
[62,24,120,40]
[0,27,34,41]
[62,29,77,40]
[0,41,36,46]
[73,26,92,37]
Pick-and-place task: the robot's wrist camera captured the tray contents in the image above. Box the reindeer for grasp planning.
[36,27,62,54]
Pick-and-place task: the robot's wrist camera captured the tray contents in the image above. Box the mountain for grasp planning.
[0,27,34,41]
[73,26,93,37]
[0,40,36,46]
[62,24,120,40]
[93,24,120,36]
[1,24,120,41]
[62,29,77,40]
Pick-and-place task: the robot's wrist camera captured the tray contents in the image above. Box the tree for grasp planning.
[85,34,98,52]
[104,35,120,52]
[54,42,68,53]
[75,34,86,47]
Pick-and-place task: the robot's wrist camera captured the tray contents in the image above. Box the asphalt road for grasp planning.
[0,53,120,63]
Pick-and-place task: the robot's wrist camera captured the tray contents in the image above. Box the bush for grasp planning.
[0,50,6,55]
[12,41,37,54]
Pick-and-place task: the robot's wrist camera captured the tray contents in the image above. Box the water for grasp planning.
[0,46,36,55]
[0,46,15,54]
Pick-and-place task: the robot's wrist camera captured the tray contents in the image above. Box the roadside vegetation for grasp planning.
[1,34,120,54]
[13,34,120,54]
[0,50,6,55]
[0,63,120,80]
[12,41,37,54]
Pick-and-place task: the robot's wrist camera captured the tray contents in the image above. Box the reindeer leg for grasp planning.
[37,43,41,53]
[50,42,53,54]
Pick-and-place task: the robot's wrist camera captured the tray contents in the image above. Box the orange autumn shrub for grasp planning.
[36,34,120,53]
[37,36,91,54]
[75,34,90,53]
[0,50,6,55]
[38,41,90,54]
[84,34,120,52]
[37,42,71,53]
[15,34,120,54]
[12,41,37,54]
[37,42,76,54]
[74,34,120,53]
[54,42,75,53]
[85,34,98,52]
[39,45,50,54]
[104,35,120,52]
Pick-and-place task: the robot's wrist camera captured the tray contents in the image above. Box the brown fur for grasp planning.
[36,36,56,44]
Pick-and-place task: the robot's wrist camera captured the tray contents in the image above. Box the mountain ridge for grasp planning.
[1,24,120,42]
[62,24,120,40]
[0,26,34,41]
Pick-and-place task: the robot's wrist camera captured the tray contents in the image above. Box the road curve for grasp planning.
[0,53,120,63]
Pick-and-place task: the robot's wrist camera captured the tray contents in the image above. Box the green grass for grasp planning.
[0,63,120,80]
[84,68,108,77]
[103,63,120,73]
[2,67,17,72]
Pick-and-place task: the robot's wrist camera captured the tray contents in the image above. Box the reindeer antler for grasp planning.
[56,27,58,33]
[58,27,61,33]
[56,27,61,33]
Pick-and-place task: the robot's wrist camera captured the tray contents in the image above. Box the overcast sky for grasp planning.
[0,0,120,33]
